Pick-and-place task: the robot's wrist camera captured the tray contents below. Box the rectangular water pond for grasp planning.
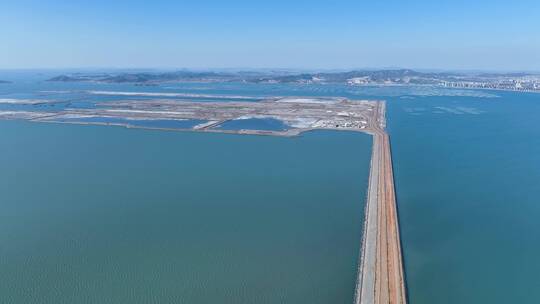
[217,117,289,131]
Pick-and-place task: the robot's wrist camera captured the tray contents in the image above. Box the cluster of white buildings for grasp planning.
[441,79,540,92]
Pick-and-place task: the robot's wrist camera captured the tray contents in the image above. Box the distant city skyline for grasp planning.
[1,0,539,71]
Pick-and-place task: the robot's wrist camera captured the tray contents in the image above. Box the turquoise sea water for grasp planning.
[0,121,371,303]
[387,92,540,303]
[217,118,289,131]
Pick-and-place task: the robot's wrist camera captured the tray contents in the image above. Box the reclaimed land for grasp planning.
[355,101,407,304]
[0,96,406,303]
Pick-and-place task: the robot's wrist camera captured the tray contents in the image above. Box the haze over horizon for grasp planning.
[1,0,539,71]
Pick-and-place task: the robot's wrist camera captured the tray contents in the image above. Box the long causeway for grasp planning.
[355,101,407,304]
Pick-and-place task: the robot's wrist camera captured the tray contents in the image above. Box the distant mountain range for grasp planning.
[47,69,540,91]
[48,71,245,84]
[46,69,449,84]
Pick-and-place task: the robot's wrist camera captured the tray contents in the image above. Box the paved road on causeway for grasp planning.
[355,102,406,304]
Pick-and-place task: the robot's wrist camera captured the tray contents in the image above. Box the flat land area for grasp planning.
[356,102,407,304]
[0,97,377,136]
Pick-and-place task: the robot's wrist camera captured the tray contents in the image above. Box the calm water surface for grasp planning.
[217,118,289,131]
[0,121,371,304]
[388,92,540,303]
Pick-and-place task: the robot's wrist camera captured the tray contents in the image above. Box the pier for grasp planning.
[355,101,407,304]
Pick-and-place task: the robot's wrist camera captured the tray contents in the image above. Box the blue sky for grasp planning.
[1,0,539,70]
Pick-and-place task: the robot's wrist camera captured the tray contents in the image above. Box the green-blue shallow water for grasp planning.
[388,92,540,303]
[0,120,371,304]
